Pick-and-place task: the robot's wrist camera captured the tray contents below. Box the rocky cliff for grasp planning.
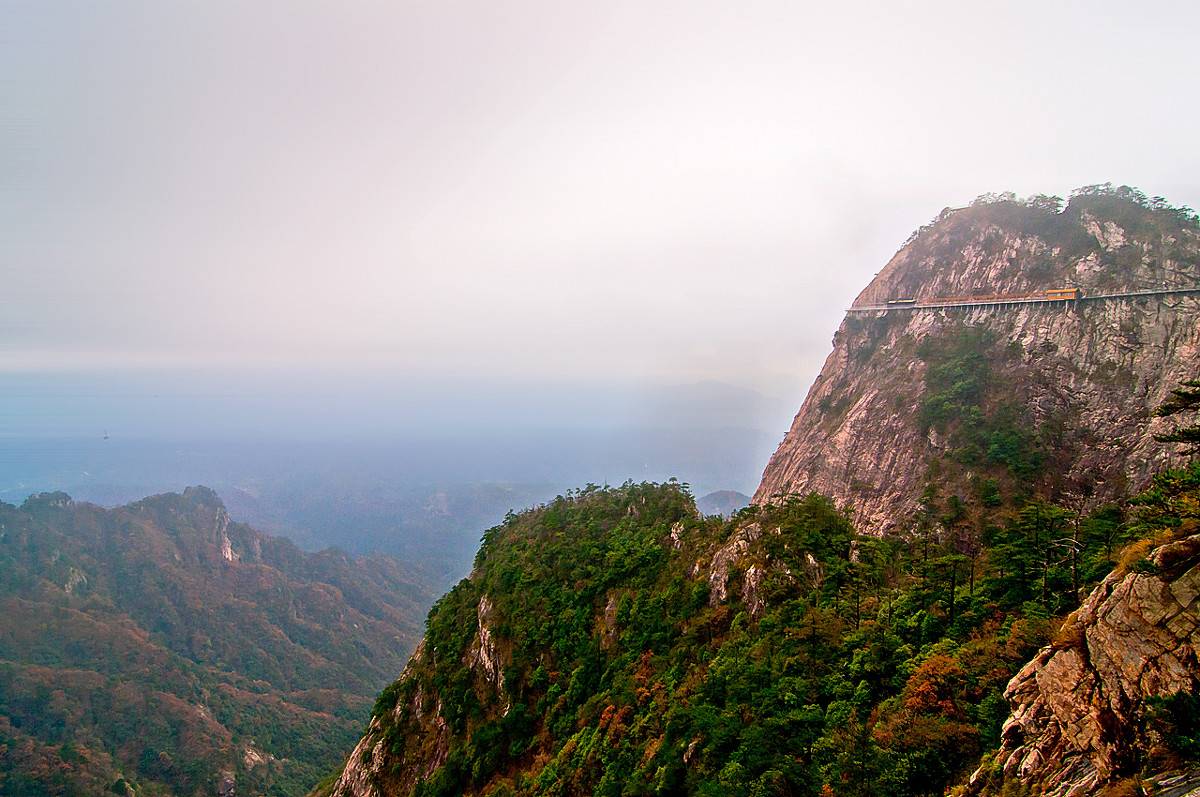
[969,469,1200,796]
[755,190,1200,532]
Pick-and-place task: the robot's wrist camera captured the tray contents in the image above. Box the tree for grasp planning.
[1025,194,1063,214]
[1155,379,1200,456]
[985,502,1076,612]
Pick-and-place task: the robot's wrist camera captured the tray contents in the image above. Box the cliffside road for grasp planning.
[846,286,1200,315]
[757,197,1200,529]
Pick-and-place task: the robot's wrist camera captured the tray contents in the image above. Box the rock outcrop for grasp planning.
[970,533,1200,796]
[464,594,511,712]
[332,642,451,797]
[706,522,761,605]
[755,195,1200,532]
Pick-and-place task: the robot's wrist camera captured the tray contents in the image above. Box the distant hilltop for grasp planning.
[695,489,751,518]
[0,487,431,796]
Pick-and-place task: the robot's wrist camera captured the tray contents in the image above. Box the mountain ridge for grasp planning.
[0,485,431,796]
[755,187,1200,532]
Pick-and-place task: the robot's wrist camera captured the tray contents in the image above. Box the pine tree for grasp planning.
[1155,379,1200,455]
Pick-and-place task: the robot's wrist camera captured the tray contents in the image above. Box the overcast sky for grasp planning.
[4,0,1200,410]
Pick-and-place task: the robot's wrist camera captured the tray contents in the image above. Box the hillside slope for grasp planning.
[756,187,1200,531]
[0,487,431,796]
[323,464,1200,797]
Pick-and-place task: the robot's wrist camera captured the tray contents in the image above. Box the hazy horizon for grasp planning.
[5,1,1200,528]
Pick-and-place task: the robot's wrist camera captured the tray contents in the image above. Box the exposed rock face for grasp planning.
[971,534,1200,796]
[332,642,450,797]
[755,198,1200,531]
[329,583,498,797]
[706,522,761,605]
[741,563,765,618]
[464,594,510,710]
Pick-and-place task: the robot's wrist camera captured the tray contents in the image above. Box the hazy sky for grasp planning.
[5,1,1200,403]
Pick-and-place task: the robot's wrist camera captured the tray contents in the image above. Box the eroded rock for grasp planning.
[707,523,761,605]
[971,535,1200,796]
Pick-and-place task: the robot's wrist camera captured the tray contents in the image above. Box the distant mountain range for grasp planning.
[0,423,781,589]
[0,487,429,796]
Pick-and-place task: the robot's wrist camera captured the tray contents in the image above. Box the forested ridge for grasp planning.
[330,456,1200,797]
[0,487,428,796]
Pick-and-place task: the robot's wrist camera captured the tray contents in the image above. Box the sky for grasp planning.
[4,0,1200,441]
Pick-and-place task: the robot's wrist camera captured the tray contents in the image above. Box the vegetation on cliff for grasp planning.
[336,451,1200,796]
[1156,379,1200,456]
[907,184,1199,263]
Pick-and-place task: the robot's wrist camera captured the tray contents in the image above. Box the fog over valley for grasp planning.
[4,2,1200,795]
[1,372,788,582]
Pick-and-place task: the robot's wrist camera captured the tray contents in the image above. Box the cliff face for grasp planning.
[755,195,1200,531]
[971,527,1200,796]
[332,639,456,797]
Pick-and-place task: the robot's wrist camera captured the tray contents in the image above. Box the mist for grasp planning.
[7,1,1199,386]
[5,0,1200,564]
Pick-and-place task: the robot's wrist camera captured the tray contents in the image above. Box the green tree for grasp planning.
[1155,378,1200,455]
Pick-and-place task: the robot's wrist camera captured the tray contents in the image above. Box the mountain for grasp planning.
[322,469,1200,797]
[321,188,1200,797]
[0,487,431,796]
[695,490,751,518]
[756,186,1200,531]
[0,420,779,589]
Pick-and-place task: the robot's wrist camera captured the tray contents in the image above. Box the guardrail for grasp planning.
[845,286,1200,315]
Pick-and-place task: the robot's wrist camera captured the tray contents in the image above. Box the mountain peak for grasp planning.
[755,186,1200,531]
[20,491,74,511]
[181,484,224,507]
